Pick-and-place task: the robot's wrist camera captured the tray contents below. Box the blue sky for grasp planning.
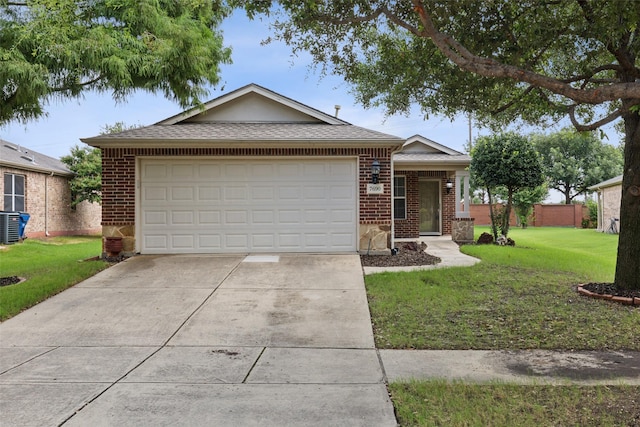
[1,10,478,160]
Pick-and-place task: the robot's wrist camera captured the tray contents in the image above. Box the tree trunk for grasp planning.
[487,187,499,240]
[564,190,572,205]
[502,188,514,237]
[614,112,640,291]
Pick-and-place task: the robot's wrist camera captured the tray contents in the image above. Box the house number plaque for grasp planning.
[367,183,384,194]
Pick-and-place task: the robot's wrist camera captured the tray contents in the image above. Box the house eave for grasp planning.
[0,160,73,176]
[82,138,404,149]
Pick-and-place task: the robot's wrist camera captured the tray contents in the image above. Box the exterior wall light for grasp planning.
[446,178,453,194]
[371,159,381,184]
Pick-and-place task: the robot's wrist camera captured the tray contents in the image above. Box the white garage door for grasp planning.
[139,158,357,253]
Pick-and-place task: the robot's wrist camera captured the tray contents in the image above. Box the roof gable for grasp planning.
[158,83,347,126]
[400,134,464,155]
[0,139,72,176]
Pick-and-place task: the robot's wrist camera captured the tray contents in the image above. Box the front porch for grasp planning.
[392,135,473,244]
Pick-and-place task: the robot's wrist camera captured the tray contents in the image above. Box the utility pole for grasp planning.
[468,113,472,151]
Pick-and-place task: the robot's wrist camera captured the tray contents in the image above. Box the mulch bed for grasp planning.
[581,282,640,299]
[0,276,22,287]
[360,241,441,267]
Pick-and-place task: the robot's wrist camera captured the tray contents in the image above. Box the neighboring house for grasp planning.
[0,140,101,238]
[83,84,472,255]
[588,174,622,233]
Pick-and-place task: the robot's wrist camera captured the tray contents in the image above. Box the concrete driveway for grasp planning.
[0,254,396,426]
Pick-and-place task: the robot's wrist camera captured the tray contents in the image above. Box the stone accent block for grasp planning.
[451,218,474,243]
[102,225,135,255]
[359,223,391,254]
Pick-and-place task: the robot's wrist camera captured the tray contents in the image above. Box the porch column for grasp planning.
[452,170,474,243]
[455,171,470,218]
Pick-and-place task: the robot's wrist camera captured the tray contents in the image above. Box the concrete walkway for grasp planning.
[0,254,396,426]
[363,235,480,275]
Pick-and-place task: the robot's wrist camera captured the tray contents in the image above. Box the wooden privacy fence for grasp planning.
[469,204,589,228]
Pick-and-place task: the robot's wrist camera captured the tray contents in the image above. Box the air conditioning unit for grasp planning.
[0,212,20,244]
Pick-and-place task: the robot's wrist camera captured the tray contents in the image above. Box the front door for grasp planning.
[419,180,441,235]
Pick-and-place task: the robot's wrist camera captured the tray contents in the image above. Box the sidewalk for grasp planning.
[381,349,640,385]
[365,236,640,386]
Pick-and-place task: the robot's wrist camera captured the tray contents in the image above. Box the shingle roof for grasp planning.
[83,122,403,144]
[0,140,72,176]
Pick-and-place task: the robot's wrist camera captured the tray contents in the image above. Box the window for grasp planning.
[393,176,406,219]
[3,173,25,211]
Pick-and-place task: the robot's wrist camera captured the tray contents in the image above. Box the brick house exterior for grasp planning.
[588,175,622,233]
[84,84,472,255]
[393,135,473,243]
[1,140,101,238]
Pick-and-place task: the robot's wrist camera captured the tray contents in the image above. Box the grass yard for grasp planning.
[390,381,640,426]
[368,228,639,426]
[366,227,638,351]
[0,236,108,320]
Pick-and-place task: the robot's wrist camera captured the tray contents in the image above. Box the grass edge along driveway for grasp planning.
[366,227,637,351]
[0,236,108,321]
[365,227,639,426]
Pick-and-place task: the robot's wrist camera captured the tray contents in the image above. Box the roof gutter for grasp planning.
[0,161,72,177]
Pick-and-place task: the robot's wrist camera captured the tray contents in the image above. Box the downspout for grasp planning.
[389,145,404,251]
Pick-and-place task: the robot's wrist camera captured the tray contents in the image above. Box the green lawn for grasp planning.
[390,381,639,427]
[366,227,638,351]
[0,236,108,320]
[367,228,639,426]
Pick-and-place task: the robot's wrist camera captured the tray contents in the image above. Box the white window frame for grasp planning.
[393,176,407,220]
[3,173,25,211]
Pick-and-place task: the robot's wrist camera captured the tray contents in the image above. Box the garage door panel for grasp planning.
[252,210,275,224]
[198,164,222,179]
[140,159,357,253]
[171,164,194,178]
[199,234,221,249]
[144,211,167,225]
[331,209,355,223]
[143,164,168,179]
[279,186,301,200]
[199,211,221,224]
[279,210,301,224]
[198,187,221,201]
[172,235,194,249]
[252,186,275,200]
[171,211,193,224]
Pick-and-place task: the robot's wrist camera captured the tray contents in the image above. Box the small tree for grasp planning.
[512,185,548,228]
[61,145,101,207]
[60,122,140,206]
[470,133,544,240]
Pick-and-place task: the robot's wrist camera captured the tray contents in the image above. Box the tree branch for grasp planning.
[50,74,104,93]
[410,0,640,104]
[567,105,624,131]
[491,86,536,115]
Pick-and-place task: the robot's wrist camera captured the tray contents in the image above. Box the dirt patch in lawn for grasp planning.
[360,241,441,267]
[0,276,24,287]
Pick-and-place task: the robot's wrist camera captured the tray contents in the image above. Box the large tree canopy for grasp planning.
[533,129,623,204]
[1,0,232,124]
[237,0,640,290]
